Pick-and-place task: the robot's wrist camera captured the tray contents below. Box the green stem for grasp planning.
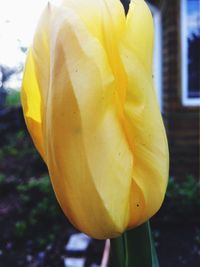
[110,234,126,267]
[110,221,159,267]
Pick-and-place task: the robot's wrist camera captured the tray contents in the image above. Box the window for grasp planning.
[181,0,200,106]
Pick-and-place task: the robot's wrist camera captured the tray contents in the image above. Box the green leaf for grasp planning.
[110,221,159,267]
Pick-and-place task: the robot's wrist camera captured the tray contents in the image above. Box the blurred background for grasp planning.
[0,0,199,266]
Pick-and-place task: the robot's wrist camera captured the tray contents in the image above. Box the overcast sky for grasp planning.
[0,0,61,67]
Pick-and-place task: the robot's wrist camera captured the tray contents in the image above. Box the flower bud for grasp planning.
[21,0,169,239]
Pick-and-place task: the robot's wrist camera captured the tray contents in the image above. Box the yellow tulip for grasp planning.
[21,0,169,239]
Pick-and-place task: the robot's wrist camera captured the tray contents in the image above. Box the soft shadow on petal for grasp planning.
[100,0,127,114]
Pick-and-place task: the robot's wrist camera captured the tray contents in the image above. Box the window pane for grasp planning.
[187,0,200,98]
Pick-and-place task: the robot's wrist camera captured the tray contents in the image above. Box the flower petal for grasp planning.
[45,7,133,239]
[62,0,127,106]
[124,0,154,73]
[120,0,169,226]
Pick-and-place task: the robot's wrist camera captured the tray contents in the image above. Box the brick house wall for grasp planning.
[160,0,200,179]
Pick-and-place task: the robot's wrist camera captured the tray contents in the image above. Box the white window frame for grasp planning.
[181,0,200,106]
[148,3,163,111]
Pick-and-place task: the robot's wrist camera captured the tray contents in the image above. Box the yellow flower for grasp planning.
[21,0,169,239]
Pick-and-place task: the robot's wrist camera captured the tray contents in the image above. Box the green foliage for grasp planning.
[5,90,20,107]
[0,173,6,184]
[167,175,200,204]
[160,175,200,222]
[0,113,64,248]
[15,175,66,247]
[0,128,46,178]
[17,176,50,194]
[15,221,27,238]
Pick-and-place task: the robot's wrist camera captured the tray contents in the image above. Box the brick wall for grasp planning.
[161,0,200,179]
